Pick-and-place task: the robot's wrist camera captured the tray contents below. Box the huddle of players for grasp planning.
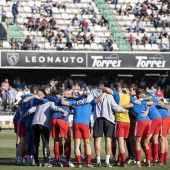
[13,82,170,168]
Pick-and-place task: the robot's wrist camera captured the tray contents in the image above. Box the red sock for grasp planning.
[112,147,116,156]
[144,149,150,162]
[135,150,141,162]
[76,155,81,164]
[117,153,121,162]
[159,153,164,163]
[158,144,160,158]
[148,143,152,161]
[164,152,168,162]
[59,145,63,156]
[153,143,159,163]
[54,142,59,162]
[120,153,126,162]
[64,142,71,161]
[86,155,91,164]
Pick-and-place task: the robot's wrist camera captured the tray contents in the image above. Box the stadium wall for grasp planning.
[0,51,170,70]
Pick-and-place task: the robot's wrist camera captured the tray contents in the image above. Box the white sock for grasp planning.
[17,156,22,163]
[105,155,110,164]
[96,156,100,163]
[136,161,140,164]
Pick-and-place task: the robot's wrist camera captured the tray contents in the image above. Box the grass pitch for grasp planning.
[0,131,170,170]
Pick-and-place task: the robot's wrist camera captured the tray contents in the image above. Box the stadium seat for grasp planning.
[91,43,98,50]
[24,7,31,13]
[3,42,11,49]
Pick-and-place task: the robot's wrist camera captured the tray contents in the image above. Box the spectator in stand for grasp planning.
[91,13,100,26]
[135,10,142,19]
[31,12,37,23]
[149,32,157,45]
[136,32,142,45]
[156,86,164,100]
[71,32,77,43]
[80,19,90,32]
[82,31,87,44]
[154,14,162,29]
[11,1,19,25]
[149,0,158,11]
[23,86,30,95]
[1,79,9,91]
[1,88,7,111]
[150,86,157,95]
[23,35,32,50]
[65,24,72,38]
[141,33,149,45]
[44,23,52,38]
[32,2,38,13]
[134,2,142,15]
[148,12,155,24]
[7,86,16,111]
[55,0,66,11]
[49,18,58,30]
[161,26,168,37]
[125,2,133,15]
[10,38,18,50]
[129,19,137,33]
[39,5,46,16]
[17,39,23,50]
[40,17,48,31]
[141,2,148,14]
[48,29,55,44]
[0,95,4,111]
[86,2,95,15]
[66,31,72,50]
[159,2,167,15]
[140,77,146,88]
[162,14,168,27]
[76,31,83,44]
[119,1,127,15]
[128,34,135,46]
[101,14,108,26]
[84,33,95,45]
[32,35,40,50]
[104,36,113,51]
[54,30,62,44]
[26,18,35,32]
[45,0,53,17]
[35,18,41,31]
[72,14,79,26]
[79,14,84,25]
[136,19,146,33]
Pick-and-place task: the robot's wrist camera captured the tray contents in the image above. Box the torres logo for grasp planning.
[136,54,166,68]
[7,53,19,66]
[91,54,122,67]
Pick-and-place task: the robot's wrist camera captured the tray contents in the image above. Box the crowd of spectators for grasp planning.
[1,74,169,112]
[6,0,113,51]
[111,0,170,49]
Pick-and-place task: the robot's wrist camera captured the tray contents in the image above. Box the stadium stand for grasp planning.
[0,0,119,51]
[0,0,170,51]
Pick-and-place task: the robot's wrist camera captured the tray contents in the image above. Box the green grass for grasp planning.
[0,131,170,169]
